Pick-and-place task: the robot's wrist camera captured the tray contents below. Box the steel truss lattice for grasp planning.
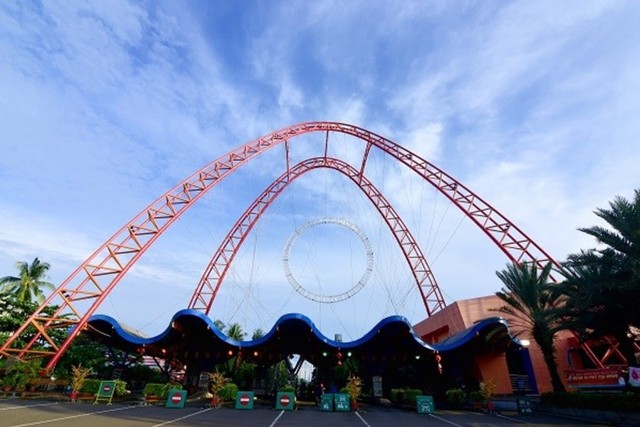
[3,121,604,374]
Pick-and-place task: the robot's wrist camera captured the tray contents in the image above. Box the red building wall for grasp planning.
[414,295,572,394]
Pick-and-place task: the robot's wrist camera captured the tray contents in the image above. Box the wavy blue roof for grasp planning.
[86,309,518,366]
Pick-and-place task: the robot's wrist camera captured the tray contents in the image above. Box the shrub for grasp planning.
[143,383,166,397]
[403,389,422,406]
[390,388,404,404]
[219,383,239,401]
[279,385,295,393]
[469,390,485,403]
[389,388,422,405]
[79,378,101,394]
[445,388,466,408]
[114,379,128,396]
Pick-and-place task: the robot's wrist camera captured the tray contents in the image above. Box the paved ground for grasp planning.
[0,399,604,427]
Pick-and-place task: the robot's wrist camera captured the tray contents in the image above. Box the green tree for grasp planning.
[0,294,66,350]
[0,258,55,304]
[252,328,264,340]
[213,319,225,331]
[494,261,566,392]
[227,323,246,341]
[558,190,640,365]
[0,294,37,344]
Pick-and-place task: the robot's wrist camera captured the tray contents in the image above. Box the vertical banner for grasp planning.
[629,366,640,387]
[372,376,383,397]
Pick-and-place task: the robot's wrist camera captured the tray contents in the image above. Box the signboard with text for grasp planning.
[567,368,625,388]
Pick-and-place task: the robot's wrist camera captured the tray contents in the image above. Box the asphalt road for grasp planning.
[0,399,604,427]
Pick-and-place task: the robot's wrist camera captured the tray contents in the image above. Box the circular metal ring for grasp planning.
[282,217,374,303]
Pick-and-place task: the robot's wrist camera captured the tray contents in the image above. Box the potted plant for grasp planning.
[345,375,363,410]
[70,365,91,402]
[142,383,166,405]
[3,359,41,394]
[480,379,497,413]
[77,378,101,401]
[143,381,182,405]
[2,375,16,395]
[469,390,485,411]
[208,370,229,408]
[219,383,238,407]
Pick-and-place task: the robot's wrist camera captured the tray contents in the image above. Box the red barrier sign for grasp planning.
[171,392,182,404]
[240,394,250,406]
[280,394,290,406]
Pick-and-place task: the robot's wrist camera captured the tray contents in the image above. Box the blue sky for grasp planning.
[1,1,639,340]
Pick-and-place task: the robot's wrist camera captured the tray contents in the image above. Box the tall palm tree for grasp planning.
[558,189,640,365]
[494,261,566,392]
[227,323,246,341]
[0,258,55,304]
[578,189,640,280]
[558,250,638,364]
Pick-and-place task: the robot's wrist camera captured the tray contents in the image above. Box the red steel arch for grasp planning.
[189,156,446,316]
[0,121,560,373]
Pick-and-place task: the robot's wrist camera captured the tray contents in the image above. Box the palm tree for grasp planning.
[558,250,638,364]
[558,189,640,365]
[578,189,640,280]
[0,258,55,304]
[494,261,566,392]
[227,323,246,341]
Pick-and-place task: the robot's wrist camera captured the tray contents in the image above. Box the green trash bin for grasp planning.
[235,391,254,410]
[334,393,350,412]
[416,395,434,414]
[320,393,334,412]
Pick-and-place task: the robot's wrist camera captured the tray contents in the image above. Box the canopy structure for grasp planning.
[84,310,520,374]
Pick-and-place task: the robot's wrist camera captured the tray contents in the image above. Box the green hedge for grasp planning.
[79,379,101,394]
[389,388,422,405]
[143,382,182,398]
[78,379,128,396]
[445,388,466,408]
[542,392,640,412]
[220,383,239,401]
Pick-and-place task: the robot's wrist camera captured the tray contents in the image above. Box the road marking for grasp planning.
[150,407,213,427]
[429,413,465,426]
[494,413,527,423]
[355,411,371,426]
[268,410,285,427]
[9,405,136,427]
[0,402,60,411]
